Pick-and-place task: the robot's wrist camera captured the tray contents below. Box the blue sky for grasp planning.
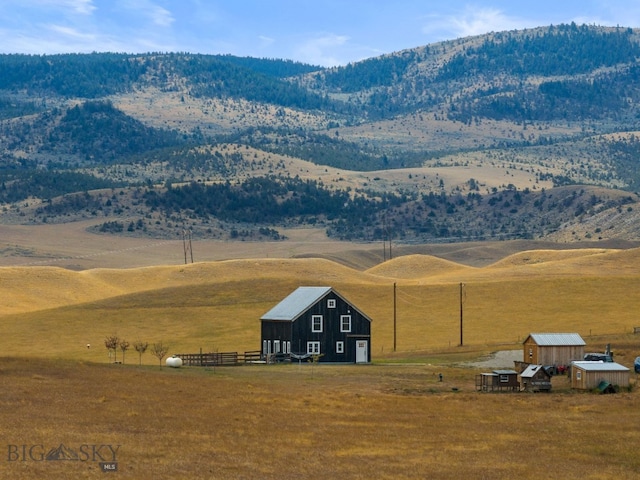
[1,1,639,66]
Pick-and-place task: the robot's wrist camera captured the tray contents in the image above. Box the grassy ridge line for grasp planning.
[0,258,386,315]
[4,247,638,315]
[1,248,640,362]
[365,254,475,279]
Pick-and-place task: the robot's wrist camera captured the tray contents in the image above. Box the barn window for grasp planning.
[312,315,323,332]
[274,340,280,354]
[327,299,336,308]
[500,375,509,383]
[340,315,352,332]
[285,341,290,354]
[336,341,344,353]
[576,370,582,381]
[307,341,320,355]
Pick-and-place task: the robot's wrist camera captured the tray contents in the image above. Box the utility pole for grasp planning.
[393,282,397,352]
[383,215,392,261]
[382,215,390,261]
[182,229,193,264]
[459,282,465,346]
[383,238,393,261]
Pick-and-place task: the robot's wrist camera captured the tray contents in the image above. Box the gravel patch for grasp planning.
[465,350,523,369]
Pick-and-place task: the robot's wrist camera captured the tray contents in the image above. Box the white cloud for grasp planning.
[294,33,350,66]
[64,0,96,15]
[453,7,526,36]
[149,5,174,27]
[28,0,96,15]
[47,23,97,40]
[0,27,112,54]
[258,35,275,48]
[118,0,175,27]
[422,6,530,41]
[586,0,640,26]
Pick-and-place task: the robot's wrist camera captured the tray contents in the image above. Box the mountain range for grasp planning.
[1,22,640,244]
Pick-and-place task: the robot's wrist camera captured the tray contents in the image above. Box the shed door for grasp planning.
[356,340,368,364]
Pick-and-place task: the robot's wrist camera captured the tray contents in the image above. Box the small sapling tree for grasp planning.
[134,341,149,365]
[119,339,130,365]
[104,335,120,363]
[151,342,169,367]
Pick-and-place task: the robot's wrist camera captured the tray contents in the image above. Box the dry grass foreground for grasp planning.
[1,358,639,479]
[1,248,640,478]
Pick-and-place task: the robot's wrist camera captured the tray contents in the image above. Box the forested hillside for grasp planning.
[313,23,640,122]
[1,23,640,243]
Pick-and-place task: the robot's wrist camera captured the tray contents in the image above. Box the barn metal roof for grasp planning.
[261,286,332,321]
[571,361,629,372]
[528,333,586,346]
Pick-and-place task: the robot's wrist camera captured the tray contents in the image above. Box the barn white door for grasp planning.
[355,340,368,363]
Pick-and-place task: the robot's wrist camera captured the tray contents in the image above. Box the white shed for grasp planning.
[570,361,629,391]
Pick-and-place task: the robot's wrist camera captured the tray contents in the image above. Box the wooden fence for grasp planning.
[174,350,262,366]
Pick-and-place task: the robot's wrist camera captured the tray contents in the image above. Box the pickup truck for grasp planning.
[583,353,613,362]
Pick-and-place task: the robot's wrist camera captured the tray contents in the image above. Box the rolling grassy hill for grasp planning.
[2,248,639,362]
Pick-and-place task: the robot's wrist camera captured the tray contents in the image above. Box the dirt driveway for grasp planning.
[464,350,523,369]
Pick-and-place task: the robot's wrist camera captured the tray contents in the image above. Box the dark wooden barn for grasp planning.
[260,286,372,364]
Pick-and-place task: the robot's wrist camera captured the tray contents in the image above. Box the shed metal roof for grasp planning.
[528,333,586,346]
[571,361,629,372]
[520,365,548,378]
[261,286,332,321]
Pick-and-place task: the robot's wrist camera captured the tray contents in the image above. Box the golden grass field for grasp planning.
[2,235,640,479]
